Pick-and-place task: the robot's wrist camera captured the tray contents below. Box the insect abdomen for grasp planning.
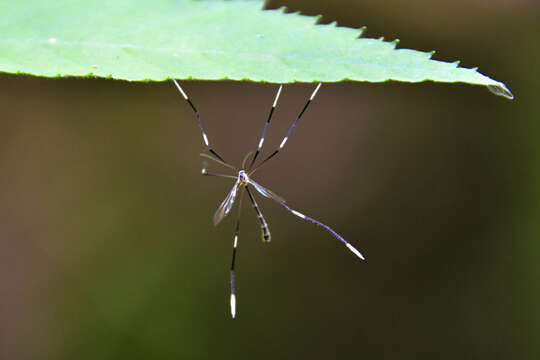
[262,226,271,242]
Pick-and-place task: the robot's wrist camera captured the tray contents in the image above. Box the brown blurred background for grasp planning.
[0,0,538,359]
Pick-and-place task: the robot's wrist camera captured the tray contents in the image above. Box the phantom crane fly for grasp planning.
[172,80,365,318]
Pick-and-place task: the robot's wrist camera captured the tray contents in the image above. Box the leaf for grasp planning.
[0,0,512,98]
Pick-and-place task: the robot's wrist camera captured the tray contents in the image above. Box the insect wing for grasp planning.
[213,182,240,226]
[249,180,285,203]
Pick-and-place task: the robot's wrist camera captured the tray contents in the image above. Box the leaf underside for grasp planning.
[0,0,512,98]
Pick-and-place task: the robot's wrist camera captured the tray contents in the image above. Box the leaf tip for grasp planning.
[357,26,367,38]
[487,83,514,100]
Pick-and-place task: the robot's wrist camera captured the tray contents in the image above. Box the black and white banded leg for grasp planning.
[172,79,228,163]
[280,202,365,260]
[248,85,283,170]
[230,190,244,319]
[246,186,271,242]
[251,83,322,172]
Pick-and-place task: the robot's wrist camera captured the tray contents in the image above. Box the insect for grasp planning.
[172,80,365,318]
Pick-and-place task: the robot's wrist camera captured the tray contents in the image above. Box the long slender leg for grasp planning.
[250,83,322,174]
[248,85,283,170]
[230,190,244,319]
[201,161,237,179]
[241,151,254,170]
[202,171,237,180]
[245,186,271,242]
[279,202,365,260]
[172,79,229,164]
[200,153,237,172]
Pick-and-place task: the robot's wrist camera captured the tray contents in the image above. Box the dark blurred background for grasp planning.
[0,0,538,359]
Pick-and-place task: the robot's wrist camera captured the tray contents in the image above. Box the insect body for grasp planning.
[220,170,271,239]
[173,80,365,318]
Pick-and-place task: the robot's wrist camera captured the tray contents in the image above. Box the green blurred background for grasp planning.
[0,0,538,358]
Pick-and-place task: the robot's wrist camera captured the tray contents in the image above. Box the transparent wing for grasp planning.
[213,181,240,226]
[248,179,286,204]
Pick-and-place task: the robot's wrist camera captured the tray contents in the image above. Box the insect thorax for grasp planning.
[238,170,249,185]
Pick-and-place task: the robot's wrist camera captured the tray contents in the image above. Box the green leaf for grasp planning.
[0,0,512,98]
